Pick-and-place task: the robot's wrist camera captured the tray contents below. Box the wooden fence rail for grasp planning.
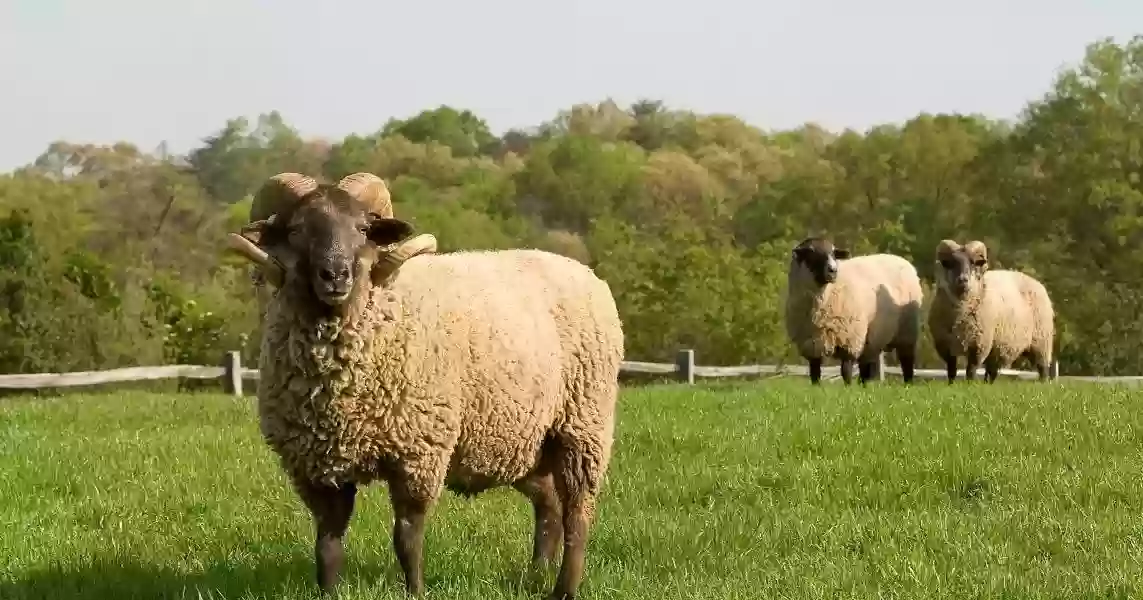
[1,349,1141,394]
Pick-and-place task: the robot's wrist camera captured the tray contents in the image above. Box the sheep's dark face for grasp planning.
[255,187,414,307]
[791,237,850,286]
[935,242,988,298]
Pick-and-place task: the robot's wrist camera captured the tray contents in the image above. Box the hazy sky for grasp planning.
[1,0,1139,172]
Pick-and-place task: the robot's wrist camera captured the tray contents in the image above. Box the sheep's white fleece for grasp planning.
[928,269,1054,373]
[785,254,924,362]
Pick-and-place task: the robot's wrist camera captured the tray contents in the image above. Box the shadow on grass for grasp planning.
[1,552,555,600]
[1,553,344,600]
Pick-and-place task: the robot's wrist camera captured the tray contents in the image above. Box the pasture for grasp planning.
[2,379,1142,599]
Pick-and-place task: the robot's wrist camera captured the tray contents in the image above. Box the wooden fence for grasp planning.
[0,350,1140,394]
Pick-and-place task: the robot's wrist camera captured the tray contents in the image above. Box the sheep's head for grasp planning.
[935,239,988,298]
[226,172,437,310]
[790,237,850,286]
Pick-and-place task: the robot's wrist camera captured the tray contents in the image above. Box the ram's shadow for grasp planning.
[0,552,398,600]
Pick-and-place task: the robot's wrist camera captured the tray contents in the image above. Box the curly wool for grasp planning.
[928,269,1054,371]
[255,248,624,504]
[785,254,924,361]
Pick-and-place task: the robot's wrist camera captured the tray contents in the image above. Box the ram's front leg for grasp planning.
[934,343,957,383]
[387,472,440,596]
[836,347,857,385]
[858,359,875,385]
[838,358,854,384]
[808,357,823,384]
[294,479,358,596]
[965,347,983,381]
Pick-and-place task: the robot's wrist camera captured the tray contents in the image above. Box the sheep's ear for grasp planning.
[366,215,415,247]
[832,248,850,260]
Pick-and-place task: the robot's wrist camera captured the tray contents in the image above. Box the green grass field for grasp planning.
[3,379,1143,599]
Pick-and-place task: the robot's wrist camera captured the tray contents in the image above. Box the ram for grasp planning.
[927,239,1054,382]
[226,172,624,600]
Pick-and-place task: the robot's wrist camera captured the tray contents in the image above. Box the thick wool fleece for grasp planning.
[256,248,624,506]
[785,254,924,361]
[928,269,1054,369]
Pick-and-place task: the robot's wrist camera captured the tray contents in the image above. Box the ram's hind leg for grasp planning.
[513,454,564,572]
[294,479,358,597]
[544,410,616,600]
[1027,346,1053,382]
[548,438,599,600]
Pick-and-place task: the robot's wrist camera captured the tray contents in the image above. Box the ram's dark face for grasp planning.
[935,243,988,298]
[257,187,414,306]
[791,237,850,286]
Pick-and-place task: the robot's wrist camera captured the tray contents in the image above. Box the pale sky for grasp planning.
[1,0,1139,173]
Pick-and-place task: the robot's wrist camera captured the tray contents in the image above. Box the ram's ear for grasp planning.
[832,247,851,260]
[365,215,415,247]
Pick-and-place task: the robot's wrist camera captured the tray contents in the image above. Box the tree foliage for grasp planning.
[2,36,1142,376]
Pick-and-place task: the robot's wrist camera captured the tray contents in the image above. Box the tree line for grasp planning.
[1,36,1141,377]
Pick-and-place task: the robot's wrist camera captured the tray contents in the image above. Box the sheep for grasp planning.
[224,172,624,600]
[927,239,1055,383]
[784,237,924,385]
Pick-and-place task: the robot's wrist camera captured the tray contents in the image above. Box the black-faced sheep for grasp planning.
[225,172,625,600]
[927,239,1055,383]
[784,237,924,385]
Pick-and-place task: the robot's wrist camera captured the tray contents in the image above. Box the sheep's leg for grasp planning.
[965,348,982,382]
[1028,348,1052,381]
[387,478,431,597]
[808,358,823,384]
[548,438,604,600]
[295,480,357,596]
[858,360,874,385]
[513,466,564,570]
[935,344,957,383]
[836,349,856,385]
[896,345,916,384]
[838,359,854,384]
[983,355,1001,383]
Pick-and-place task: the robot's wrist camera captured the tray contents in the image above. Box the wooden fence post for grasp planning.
[875,352,885,381]
[1050,360,1060,381]
[675,349,695,384]
[223,351,243,397]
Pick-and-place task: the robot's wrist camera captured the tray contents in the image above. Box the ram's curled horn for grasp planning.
[250,172,320,222]
[371,234,438,283]
[227,232,286,287]
[963,240,988,262]
[935,239,960,259]
[336,172,393,218]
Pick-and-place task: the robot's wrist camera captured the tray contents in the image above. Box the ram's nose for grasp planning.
[318,264,351,286]
[313,261,354,304]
